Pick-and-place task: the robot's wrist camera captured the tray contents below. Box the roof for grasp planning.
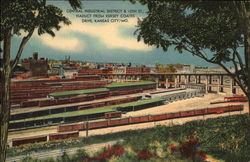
[106,81,156,88]
[10,98,164,123]
[49,88,109,97]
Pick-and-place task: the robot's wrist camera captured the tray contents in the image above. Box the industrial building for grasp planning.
[21,52,49,77]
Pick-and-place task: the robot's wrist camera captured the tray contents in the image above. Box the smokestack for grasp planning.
[33,52,38,60]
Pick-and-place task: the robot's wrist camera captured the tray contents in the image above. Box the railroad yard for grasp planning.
[4,75,248,149]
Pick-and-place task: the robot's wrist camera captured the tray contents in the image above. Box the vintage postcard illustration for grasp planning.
[1,0,249,162]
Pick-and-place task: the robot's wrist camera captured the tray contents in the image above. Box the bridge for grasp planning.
[100,73,243,95]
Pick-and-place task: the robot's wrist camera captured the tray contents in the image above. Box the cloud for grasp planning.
[38,34,85,53]
[33,17,152,52]
[58,17,153,51]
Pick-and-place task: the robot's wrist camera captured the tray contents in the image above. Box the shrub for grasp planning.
[42,157,56,162]
[88,144,125,161]
[59,152,71,162]
[71,149,89,162]
[137,150,153,160]
[168,136,207,161]
[179,136,200,159]
[21,156,38,162]
[169,144,177,153]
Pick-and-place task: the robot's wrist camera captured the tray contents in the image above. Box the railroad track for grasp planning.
[6,140,120,162]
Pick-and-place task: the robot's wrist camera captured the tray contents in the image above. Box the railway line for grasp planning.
[9,87,203,131]
[6,140,120,162]
[6,109,246,161]
[7,84,248,161]
[9,104,244,147]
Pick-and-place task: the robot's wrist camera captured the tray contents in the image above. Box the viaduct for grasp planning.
[100,73,243,95]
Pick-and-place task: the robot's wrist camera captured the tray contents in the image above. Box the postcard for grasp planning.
[1,1,249,162]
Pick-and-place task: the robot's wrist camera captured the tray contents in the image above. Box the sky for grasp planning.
[11,0,222,67]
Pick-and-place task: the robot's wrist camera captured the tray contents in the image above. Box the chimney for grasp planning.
[33,52,38,60]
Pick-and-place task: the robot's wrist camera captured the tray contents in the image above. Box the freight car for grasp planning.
[12,135,47,147]
[11,132,80,147]
[57,105,243,132]
[104,112,122,119]
[49,131,79,141]
[210,95,248,104]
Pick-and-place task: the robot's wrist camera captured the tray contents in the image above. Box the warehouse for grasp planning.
[149,88,203,103]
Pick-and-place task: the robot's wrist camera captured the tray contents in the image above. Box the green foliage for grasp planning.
[67,0,82,10]
[59,152,71,162]
[42,157,56,162]
[136,1,242,56]
[21,156,39,162]
[1,0,81,161]
[20,149,88,162]
[22,149,89,162]
[122,114,250,161]
[71,149,89,162]
[155,63,177,73]
[134,1,249,95]
[0,0,75,40]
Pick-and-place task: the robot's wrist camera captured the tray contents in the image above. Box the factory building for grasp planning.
[21,52,49,77]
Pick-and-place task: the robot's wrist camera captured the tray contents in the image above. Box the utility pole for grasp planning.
[86,117,89,137]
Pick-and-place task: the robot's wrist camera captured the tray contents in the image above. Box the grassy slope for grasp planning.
[8,114,250,162]
[122,114,250,162]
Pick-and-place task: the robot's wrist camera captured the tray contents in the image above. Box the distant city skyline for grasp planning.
[11,1,243,67]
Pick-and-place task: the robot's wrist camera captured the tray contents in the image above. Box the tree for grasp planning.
[133,1,250,112]
[155,63,176,73]
[0,0,81,161]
